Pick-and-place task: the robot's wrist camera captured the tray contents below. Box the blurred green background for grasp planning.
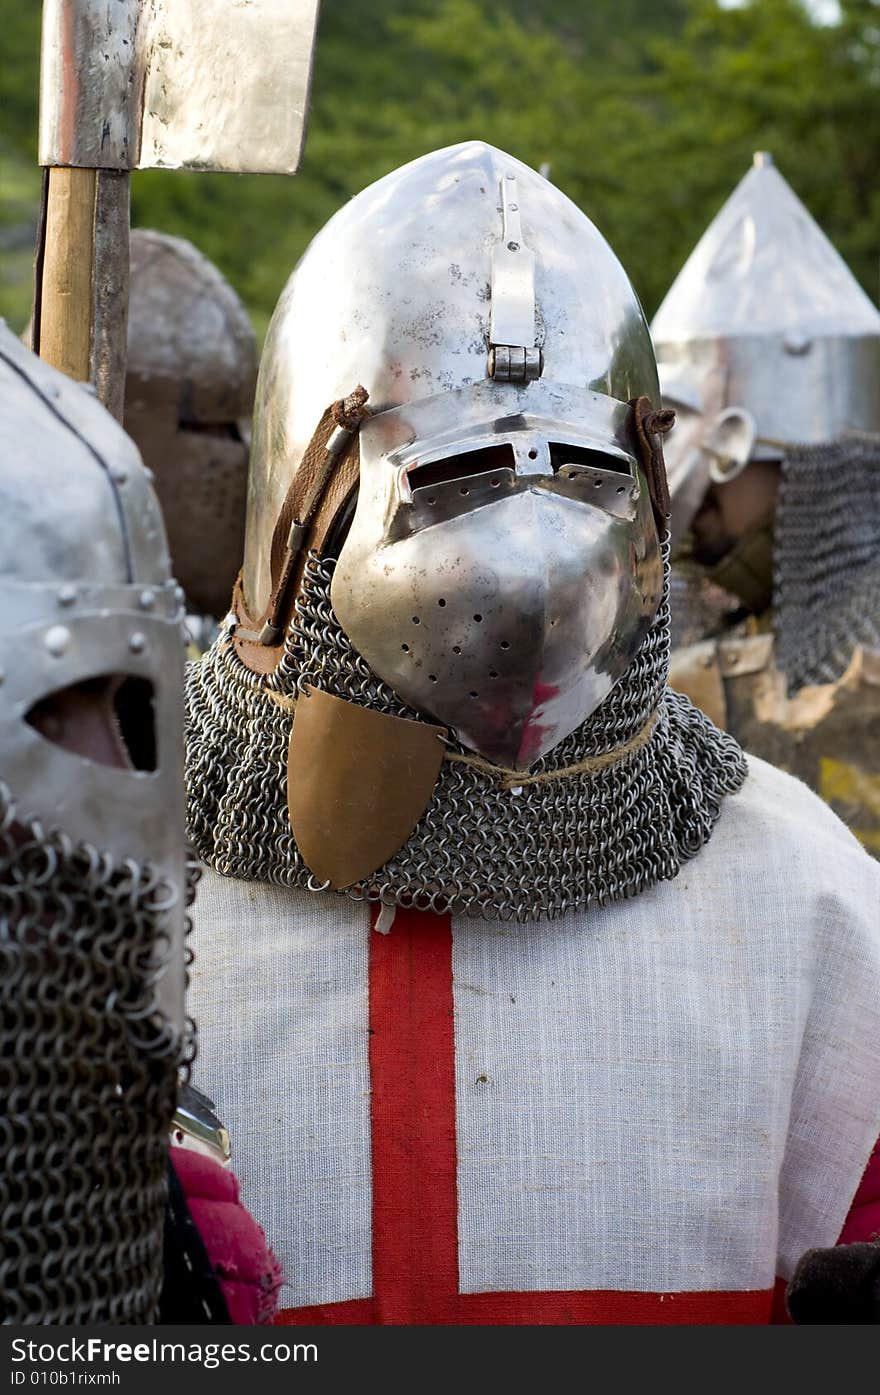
[2,0,878,342]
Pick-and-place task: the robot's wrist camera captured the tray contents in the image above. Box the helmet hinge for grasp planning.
[487,174,542,384]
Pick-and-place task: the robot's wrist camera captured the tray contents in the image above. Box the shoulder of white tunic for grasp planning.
[727,752,870,851]
[708,752,880,905]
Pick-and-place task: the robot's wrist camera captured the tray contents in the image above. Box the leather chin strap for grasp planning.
[631,395,674,533]
[231,386,370,675]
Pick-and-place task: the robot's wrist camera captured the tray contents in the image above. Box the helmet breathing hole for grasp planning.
[528,449,538,460]
[473,613,483,623]
[401,644,409,653]
[429,674,437,683]
[489,670,498,679]
[469,691,478,699]
[438,598,446,607]
[453,645,462,655]
[412,616,421,625]
[500,640,510,650]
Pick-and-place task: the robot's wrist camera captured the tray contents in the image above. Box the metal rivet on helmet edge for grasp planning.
[45,626,71,657]
[129,632,147,654]
[139,589,156,610]
[112,466,129,485]
[57,584,77,607]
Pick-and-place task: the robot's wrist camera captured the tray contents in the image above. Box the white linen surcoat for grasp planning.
[188,756,880,1324]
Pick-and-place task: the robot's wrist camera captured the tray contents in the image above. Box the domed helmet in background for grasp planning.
[124,230,258,619]
[188,140,742,912]
[0,323,190,1323]
[653,152,880,691]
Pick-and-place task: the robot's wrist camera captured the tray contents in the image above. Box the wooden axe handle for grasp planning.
[36,167,130,422]
[39,167,97,384]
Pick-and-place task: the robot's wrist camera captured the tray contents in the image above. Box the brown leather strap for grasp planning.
[233,386,368,673]
[631,395,674,530]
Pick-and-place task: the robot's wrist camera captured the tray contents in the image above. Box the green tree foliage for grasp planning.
[1,0,878,338]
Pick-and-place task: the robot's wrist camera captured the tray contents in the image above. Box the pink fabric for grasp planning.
[838,1134,880,1245]
[170,1147,283,1324]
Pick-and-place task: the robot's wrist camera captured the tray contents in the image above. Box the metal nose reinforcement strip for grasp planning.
[488,174,542,384]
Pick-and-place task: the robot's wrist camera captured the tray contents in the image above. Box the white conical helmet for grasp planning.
[653,152,880,538]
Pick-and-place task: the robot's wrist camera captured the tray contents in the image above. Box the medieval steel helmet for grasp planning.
[124,229,258,617]
[0,323,189,1323]
[652,152,880,542]
[188,144,745,919]
[240,140,667,769]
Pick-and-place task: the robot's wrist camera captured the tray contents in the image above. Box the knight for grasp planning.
[0,323,278,1324]
[185,142,880,1324]
[654,153,880,856]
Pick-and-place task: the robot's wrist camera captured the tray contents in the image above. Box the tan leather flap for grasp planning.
[288,685,445,890]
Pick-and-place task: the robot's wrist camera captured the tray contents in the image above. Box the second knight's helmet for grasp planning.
[0,324,190,1322]
[654,153,880,687]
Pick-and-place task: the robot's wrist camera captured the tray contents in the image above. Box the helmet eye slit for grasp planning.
[406,443,516,494]
[549,443,632,477]
[25,676,157,773]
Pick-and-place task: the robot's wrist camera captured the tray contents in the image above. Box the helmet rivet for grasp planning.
[112,466,129,485]
[783,332,812,356]
[45,625,71,657]
[139,589,156,610]
[507,241,519,252]
[57,584,77,607]
[129,632,147,654]
[0,668,5,685]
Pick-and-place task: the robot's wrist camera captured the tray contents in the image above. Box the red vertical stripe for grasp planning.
[368,905,460,1323]
[274,905,784,1326]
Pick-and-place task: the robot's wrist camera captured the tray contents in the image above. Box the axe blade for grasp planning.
[39,0,321,175]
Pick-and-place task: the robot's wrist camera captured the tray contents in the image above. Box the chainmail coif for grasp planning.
[774,433,880,693]
[186,541,746,921]
[0,783,196,1325]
